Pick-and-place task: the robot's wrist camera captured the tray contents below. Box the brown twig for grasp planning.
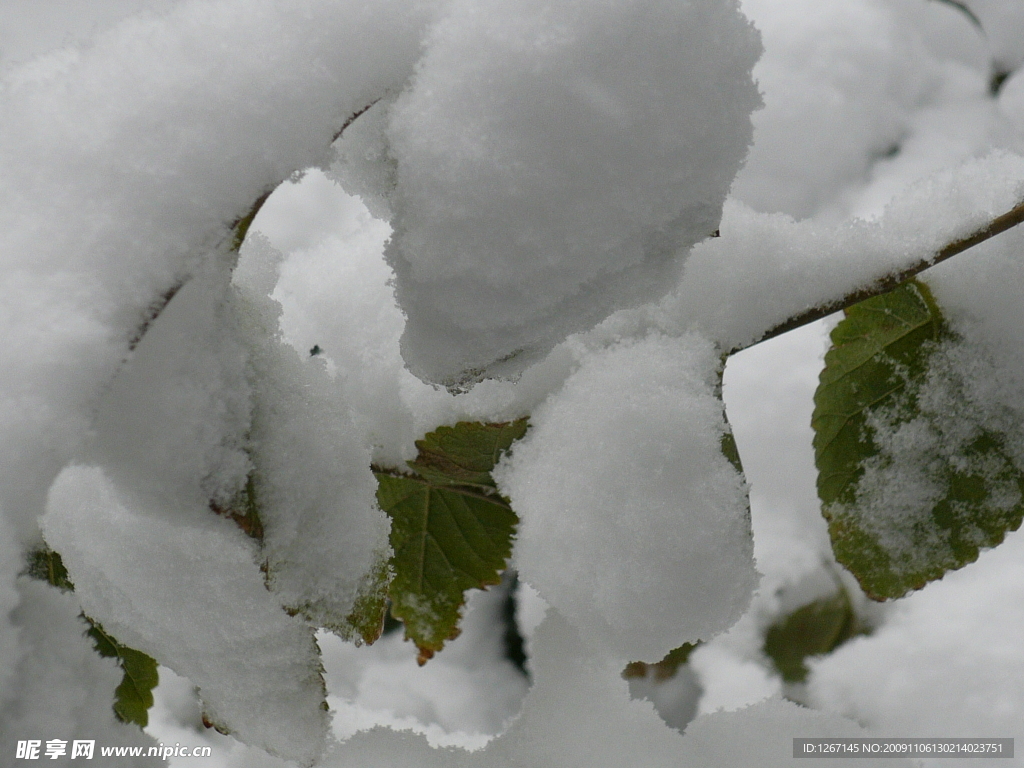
[332,99,381,143]
[736,196,1024,353]
[127,281,186,351]
[126,100,380,356]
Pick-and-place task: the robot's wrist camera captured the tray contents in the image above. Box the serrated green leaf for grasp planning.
[25,546,158,727]
[814,280,943,508]
[763,590,861,683]
[407,420,529,490]
[375,420,525,663]
[24,546,75,592]
[85,620,158,727]
[812,280,1024,599]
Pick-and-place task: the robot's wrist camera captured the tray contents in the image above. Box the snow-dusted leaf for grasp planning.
[25,546,159,728]
[812,280,1024,599]
[341,556,391,646]
[85,621,159,728]
[374,420,525,663]
[763,589,861,683]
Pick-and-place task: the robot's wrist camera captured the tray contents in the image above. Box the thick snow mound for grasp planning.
[385,0,762,386]
[496,332,757,659]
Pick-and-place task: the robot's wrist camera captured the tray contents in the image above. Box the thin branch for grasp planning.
[228,188,273,251]
[930,0,984,32]
[127,281,186,351]
[125,100,381,356]
[736,196,1024,353]
[332,99,381,143]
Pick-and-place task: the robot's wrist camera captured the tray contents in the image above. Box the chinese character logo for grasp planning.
[16,740,41,760]
[70,741,95,760]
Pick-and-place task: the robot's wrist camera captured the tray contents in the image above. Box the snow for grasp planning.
[678,697,915,768]
[664,150,1024,353]
[0,580,161,767]
[496,331,757,659]
[808,526,1024,768]
[323,583,529,748]
[0,0,435,544]
[4,0,1024,766]
[41,465,329,765]
[323,611,916,768]
[235,234,390,636]
[382,0,762,386]
[733,0,939,220]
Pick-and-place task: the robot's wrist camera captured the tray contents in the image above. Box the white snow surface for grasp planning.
[496,331,757,659]
[234,234,390,635]
[0,0,433,543]
[42,465,329,766]
[383,0,762,385]
[4,0,1024,766]
[0,580,161,768]
[665,151,1024,353]
[808,527,1024,767]
[323,612,914,768]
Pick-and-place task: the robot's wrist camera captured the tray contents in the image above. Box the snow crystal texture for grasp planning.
[497,332,757,659]
[383,0,762,386]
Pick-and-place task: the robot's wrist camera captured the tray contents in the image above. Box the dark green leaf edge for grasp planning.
[24,546,159,728]
[86,620,159,727]
[23,546,75,592]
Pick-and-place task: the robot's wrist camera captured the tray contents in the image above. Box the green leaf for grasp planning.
[24,546,75,592]
[623,642,700,681]
[24,545,159,727]
[406,420,529,490]
[812,280,1024,599]
[374,420,526,663]
[763,590,861,683]
[85,620,159,727]
[339,555,391,646]
[720,431,744,475]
